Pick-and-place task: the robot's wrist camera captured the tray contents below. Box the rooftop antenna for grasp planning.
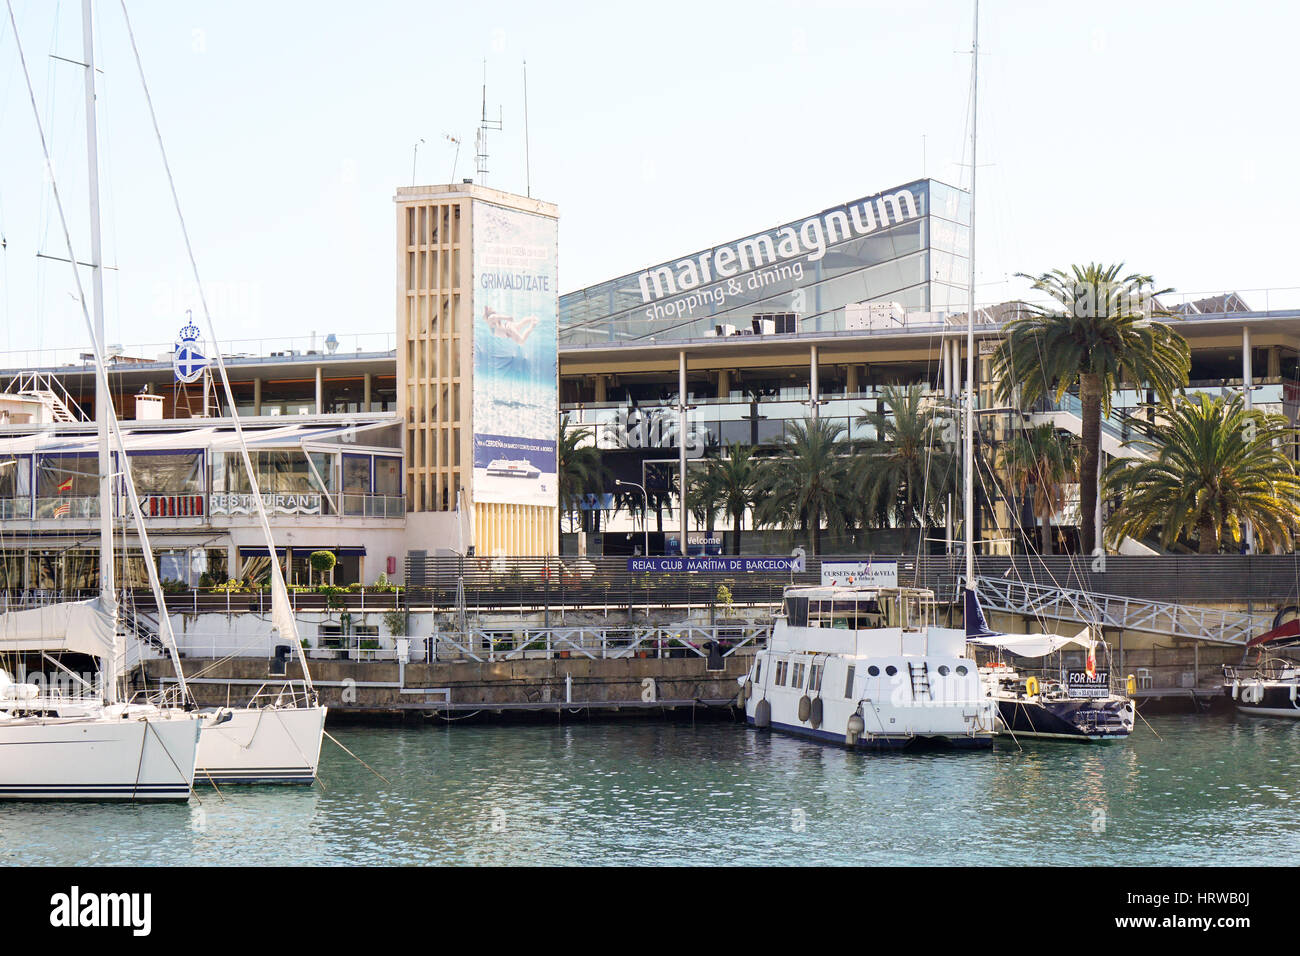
[475,60,503,184]
[522,59,531,197]
[410,137,424,186]
[445,134,461,182]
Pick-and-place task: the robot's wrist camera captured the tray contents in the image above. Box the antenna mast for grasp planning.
[963,0,979,591]
[523,59,531,197]
[474,61,503,184]
[445,134,461,182]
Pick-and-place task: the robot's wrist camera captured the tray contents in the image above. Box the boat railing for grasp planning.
[236,680,317,708]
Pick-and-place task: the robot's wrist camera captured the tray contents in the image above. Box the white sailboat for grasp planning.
[102,2,327,782]
[0,0,203,800]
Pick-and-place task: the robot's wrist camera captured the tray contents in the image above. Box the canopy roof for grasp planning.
[0,420,396,456]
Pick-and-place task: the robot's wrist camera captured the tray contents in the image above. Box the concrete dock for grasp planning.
[142,653,749,721]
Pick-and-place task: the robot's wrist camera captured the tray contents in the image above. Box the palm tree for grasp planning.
[855,384,957,532]
[1102,393,1300,554]
[708,443,758,555]
[557,414,606,533]
[991,263,1190,555]
[999,424,1077,555]
[688,465,724,543]
[752,417,851,555]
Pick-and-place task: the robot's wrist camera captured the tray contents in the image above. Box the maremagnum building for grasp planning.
[0,176,1298,593]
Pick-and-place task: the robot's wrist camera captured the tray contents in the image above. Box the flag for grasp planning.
[53,501,70,518]
[57,476,73,492]
[1086,643,1097,679]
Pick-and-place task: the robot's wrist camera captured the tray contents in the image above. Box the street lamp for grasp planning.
[616,479,650,557]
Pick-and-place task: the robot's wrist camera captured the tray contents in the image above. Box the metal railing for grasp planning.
[430,623,769,663]
[32,496,99,519]
[340,494,405,518]
[0,331,398,373]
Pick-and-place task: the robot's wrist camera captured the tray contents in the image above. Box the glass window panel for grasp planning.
[343,455,371,494]
[374,456,401,497]
[128,452,204,495]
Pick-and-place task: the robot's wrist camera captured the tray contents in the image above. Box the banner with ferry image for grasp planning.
[470,201,559,508]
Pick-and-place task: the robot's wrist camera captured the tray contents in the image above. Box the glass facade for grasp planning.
[559,179,970,348]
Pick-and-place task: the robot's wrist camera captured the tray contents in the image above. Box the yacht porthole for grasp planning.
[955,665,968,676]
[937,665,950,676]
[885,665,898,677]
[867,665,880,677]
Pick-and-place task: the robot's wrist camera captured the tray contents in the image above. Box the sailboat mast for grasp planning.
[81,0,121,703]
[83,0,113,612]
[963,0,979,589]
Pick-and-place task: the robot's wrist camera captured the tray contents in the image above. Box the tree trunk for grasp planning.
[1078,373,1103,555]
[1040,516,1054,556]
[732,515,743,556]
[1198,515,1218,554]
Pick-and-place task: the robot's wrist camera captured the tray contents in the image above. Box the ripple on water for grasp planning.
[0,715,1295,865]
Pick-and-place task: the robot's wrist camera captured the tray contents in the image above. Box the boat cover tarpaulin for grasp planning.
[1247,618,1300,648]
[0,599,116,658]
[966,632,1093,658]
[964,587,1093,657]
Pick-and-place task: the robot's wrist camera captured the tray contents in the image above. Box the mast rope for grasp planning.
[115,0,315,695]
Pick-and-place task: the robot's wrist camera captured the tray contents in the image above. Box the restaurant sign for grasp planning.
[210,493,323,516]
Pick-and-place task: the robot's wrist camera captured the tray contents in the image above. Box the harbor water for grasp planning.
[2,713,1296,866]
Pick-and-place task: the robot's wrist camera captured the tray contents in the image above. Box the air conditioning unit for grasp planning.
[715,324,737,337]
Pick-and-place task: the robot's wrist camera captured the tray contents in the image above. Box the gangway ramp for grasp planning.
[974,575,1270,646]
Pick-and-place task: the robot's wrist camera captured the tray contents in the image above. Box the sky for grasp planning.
[0,0,1296,362]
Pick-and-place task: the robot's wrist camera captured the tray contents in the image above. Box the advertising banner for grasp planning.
[471,201,559,507]
[820,561,898,588]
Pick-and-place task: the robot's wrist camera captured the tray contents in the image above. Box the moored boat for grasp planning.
[1222,658,1300,718]
[966,590,1134,742]
[742,585,995,750]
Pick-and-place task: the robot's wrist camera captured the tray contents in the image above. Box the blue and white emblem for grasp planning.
[173,320,208,384]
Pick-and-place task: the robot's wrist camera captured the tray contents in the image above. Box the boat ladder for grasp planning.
[908,662,932,700]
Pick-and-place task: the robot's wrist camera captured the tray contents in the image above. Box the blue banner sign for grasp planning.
[627,556,802,573]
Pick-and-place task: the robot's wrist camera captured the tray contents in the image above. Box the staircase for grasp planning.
[3,373,86,423]
[974,574,1270,646]
[1028,392,1151,460]
[120,602,168,653]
